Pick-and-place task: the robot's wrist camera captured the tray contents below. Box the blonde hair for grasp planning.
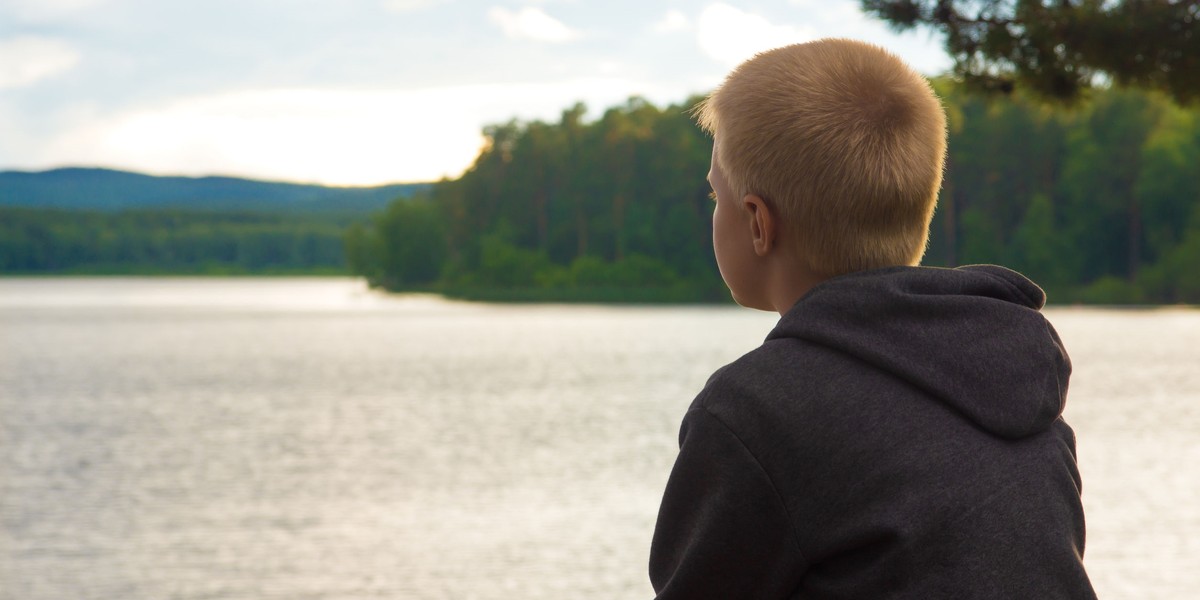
[696,38,947,277]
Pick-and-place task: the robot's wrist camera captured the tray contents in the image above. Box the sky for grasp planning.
[0,0,951,186]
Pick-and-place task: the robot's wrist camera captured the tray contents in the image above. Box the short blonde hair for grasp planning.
[696,38,947,277]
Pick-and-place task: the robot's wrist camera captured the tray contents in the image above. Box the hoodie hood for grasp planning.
[767,265,1071,439]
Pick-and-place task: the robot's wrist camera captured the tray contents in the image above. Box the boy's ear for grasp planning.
[743,194,776,257]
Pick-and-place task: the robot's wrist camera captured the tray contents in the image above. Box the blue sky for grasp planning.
[0,0,950,185]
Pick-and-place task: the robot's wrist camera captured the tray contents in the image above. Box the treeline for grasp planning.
[1,208,350,274]
[929,82,1200,303]
[348,98,726,302]
[350,83,1200,304]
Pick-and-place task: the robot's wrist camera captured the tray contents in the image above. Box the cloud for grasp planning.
[696,3,816,66]
[42,89,484,185]
[0,0,105,21]
[488,6,580,43]
[379,0,448,13]
[0,36,81,89]
[789,0,863,22]
[27,79,685,185]
[653,10,690,34]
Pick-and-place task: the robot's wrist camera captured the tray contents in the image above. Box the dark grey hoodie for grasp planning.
[649,265,1096,599]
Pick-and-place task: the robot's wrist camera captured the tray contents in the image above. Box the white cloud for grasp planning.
[0,0,952,182]
[696,3,816,66]
[789,0,862,22]
[28,79,685,185]
[0,36,81,89]
[488,6,580,43]
[380,0,448,13]
[653,10,690,34]
[0,0,105,21]
[42,89,484,185]
[597,60,622,75]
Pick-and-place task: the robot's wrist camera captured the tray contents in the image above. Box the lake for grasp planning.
[1,277,1197,599]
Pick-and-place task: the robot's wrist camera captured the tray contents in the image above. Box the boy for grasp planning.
[649,39,1095,599]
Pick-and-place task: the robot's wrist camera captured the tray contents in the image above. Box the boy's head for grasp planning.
[696,38,947,279]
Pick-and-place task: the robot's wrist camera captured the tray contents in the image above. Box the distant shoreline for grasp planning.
[1,273,1195,308]
[0,268,350,277]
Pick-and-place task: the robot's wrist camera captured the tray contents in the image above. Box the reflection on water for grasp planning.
[1,278,1197,599]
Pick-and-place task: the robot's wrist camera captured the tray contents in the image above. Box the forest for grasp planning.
[348,81,1200,304]
[0,169,428,275]
[0,208,350,275]
[5,81,1197,304]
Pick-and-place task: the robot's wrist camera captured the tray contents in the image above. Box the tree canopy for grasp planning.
[862,0,1200,103]
[0,208,351,275]
[347,83,1200,304]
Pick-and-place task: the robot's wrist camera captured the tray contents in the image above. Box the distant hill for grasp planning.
[0,167,430,214]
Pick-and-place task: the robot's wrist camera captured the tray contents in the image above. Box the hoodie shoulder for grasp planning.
[764,266,1070,439]
[955,264,1047,309]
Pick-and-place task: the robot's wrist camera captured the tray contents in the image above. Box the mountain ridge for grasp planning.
[0,167,430,214]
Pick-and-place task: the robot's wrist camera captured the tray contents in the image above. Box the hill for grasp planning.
[0,167,430,214]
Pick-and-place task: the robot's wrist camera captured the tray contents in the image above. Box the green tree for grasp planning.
[863,0,1200,103]
[370,199,446,288]
[1135,103,1200,264]
[1009,193,1075,290]
[350,87,1199,304]
[1057,89,1163,281]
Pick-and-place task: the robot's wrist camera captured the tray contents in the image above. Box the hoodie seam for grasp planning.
[688,400,810,567]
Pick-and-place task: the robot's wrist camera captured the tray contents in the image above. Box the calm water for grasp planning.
[1,278,1197,599]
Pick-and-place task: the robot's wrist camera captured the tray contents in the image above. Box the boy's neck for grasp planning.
[761,256,825,316]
